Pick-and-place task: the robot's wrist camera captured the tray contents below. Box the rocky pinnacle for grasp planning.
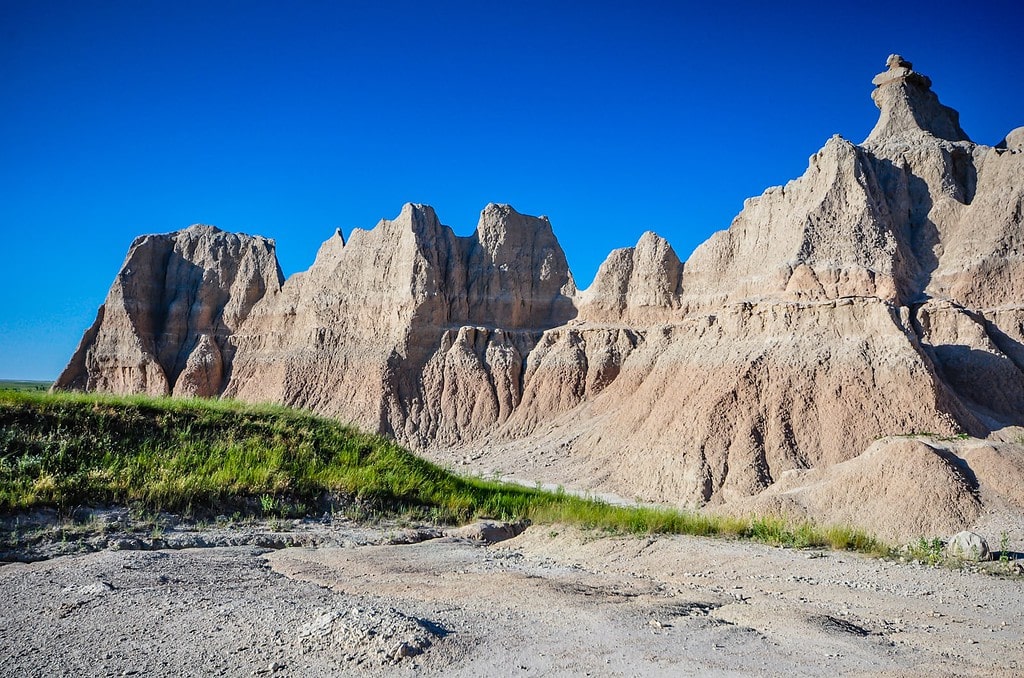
[864,53,969,145]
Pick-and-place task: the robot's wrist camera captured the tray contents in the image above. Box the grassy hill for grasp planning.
[0,389,883,552]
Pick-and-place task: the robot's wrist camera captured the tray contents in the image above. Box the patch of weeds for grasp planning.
[824,525,889,556]
[892,431,970,442]
[906,537,945,566]
[260,494,278,517]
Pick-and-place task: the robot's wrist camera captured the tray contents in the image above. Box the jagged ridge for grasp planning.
[56,55,1024,540]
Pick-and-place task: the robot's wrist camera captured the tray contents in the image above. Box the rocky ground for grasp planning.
[1,512,1022,677]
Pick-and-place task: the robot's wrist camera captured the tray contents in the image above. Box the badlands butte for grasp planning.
[57,55,1024,543]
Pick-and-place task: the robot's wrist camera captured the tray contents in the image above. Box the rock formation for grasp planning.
[222,202,576,446]
[55,225,283,397]
[56,55,1024,541]
[578,231,683,323]
[727,438,983,543]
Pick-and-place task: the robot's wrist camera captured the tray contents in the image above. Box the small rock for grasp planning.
[69,581,115,596]
[108,537,144,551]
[445,519,529,544]
[946,532,990,562]
[385,527,445,545]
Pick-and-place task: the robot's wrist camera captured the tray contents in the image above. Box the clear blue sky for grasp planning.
[2,0,1022,380]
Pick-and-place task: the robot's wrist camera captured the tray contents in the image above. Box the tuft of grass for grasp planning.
[0,390,887,555]
[892,431,971,442]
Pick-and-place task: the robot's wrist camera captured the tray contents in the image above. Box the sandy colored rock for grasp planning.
[224,202,576,443]
[578,231,683,323]
[444,519,528,544]
[682,135,909,311]
[57,55,1024,539]
[724,438,981,543]
[54,225,283,396]
[998,126,1024,151]
[459,298,973,510]
[956,441,1024,522]
[947,531,990,561]
[865,54,969,145]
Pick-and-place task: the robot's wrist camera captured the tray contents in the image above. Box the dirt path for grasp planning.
[1,522,1021,676]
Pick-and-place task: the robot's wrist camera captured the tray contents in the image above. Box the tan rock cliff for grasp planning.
[55,225,283,397]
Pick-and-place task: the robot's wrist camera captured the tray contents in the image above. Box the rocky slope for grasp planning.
[56,55,1024,541]
[221,202,576,445]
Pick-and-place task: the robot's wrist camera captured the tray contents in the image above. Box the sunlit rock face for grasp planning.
[55,225,283,398]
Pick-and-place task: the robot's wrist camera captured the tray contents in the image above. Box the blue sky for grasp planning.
[2,0,1022,380]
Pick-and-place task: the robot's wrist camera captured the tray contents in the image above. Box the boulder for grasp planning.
[445,520,529,544]
[946,531,990,561]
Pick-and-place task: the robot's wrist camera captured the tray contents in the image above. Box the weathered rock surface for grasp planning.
[681,134,911,310]
[725,438,983,543]
[946,530,990,561]
[58,56,1024,540]
[578,231,683,323]
[865,54,969,145]
[444,519,529,544]
[55,225,283,396]
[222,202,576,443]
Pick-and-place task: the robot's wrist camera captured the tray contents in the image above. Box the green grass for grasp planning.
[0,380,53,393]
[0,390,888,555]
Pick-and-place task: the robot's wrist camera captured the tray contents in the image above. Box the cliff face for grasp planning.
[221,202,576,445]
[56,55,1024,539]
[55,225,283,397]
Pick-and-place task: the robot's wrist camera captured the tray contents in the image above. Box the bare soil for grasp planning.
[1,516,1022,677]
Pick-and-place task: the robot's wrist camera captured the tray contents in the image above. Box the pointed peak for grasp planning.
[399,202,437,218]
[182,223,224,233]
[865,54,970,146]
[482,202,516,216]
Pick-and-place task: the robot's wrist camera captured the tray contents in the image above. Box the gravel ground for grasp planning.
[1,517,1022,677]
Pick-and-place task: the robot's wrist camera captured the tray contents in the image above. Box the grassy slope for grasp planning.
[0,390,886,553]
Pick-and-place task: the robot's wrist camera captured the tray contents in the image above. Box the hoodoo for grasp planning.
[57,56,1024,540]
[865,53,969,145]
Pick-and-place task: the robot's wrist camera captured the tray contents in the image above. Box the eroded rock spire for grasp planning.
[864,54,969,145]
